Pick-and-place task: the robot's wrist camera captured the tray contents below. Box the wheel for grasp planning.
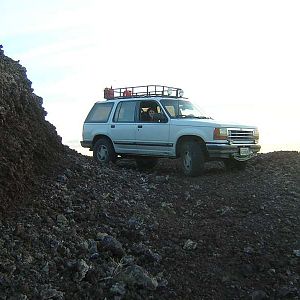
[180,140,205,177]
[93,139,116,164]
[135,157,159,170]
[224,158,247,171]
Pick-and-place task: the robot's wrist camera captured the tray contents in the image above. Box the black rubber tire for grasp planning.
[135,157,159,170]
[224,159,247,171]
[180,140,205,177]
[93,139,116,164]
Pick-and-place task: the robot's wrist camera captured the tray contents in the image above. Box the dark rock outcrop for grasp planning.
[0,48,63,208]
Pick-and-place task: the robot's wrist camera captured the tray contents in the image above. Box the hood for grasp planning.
[171,118,257,129]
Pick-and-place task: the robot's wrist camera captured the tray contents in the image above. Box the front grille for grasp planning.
[228,129,254,142]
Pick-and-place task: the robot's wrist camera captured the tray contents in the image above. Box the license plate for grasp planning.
[240,147,250,156]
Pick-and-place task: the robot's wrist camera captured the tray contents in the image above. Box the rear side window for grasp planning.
[85,102,114,123]
[114,101,136,122]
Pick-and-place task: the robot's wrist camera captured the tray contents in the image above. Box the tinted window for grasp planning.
[114,101,136,122]
[85,102,114,123]
[138,100,166,122]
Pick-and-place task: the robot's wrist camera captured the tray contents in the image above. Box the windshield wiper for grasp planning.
[177,114,210,119]
[191,116,211,119]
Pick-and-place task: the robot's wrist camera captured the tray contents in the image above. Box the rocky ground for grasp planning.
[0,46,299,299]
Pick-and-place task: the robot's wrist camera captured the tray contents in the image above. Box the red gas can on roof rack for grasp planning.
[123,89,132,97]
[104,87,114,99]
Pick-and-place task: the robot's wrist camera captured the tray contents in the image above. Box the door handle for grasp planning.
[111,125,115,128]
[138,125,143,128]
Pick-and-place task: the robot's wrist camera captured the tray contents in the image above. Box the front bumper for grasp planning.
[80,140,92,148]
[206,143,261,161]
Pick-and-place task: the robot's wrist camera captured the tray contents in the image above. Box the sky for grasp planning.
[1,0,299,154]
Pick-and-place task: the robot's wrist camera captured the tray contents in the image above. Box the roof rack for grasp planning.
[104,85,184,100]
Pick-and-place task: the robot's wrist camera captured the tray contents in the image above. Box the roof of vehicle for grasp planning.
[103,85,187,101]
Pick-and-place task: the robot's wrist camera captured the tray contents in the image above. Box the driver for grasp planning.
[147,107,157,121]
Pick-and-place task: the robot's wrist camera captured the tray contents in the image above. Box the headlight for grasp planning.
[214,128,228,140]
[253,128,259,140]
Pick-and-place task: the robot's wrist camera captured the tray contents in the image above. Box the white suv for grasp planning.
[81,85,260,176]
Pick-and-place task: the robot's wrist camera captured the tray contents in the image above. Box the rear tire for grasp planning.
[93,139,116,164]
[135,157,159,170]
[180,140,205,177]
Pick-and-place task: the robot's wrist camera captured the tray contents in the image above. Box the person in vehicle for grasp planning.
[147,107,157,121]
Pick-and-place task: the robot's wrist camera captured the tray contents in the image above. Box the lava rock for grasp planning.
[74,259,90,282]
[97,235,125,257]
[40,285,64,299]
[277,286,298,298]
[110,282,126,296]
[293,249,300,257]
[56,214,68,226]
[251,290,268,300]
[116,265,158,290]
[183,239,198,251]
[244,246,255,254]
[131,242,162,263]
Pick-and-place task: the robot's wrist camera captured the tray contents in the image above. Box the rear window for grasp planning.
[85,102,114,123]
[113,101,136,122]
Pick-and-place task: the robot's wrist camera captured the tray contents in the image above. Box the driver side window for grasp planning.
[138,100,167,123]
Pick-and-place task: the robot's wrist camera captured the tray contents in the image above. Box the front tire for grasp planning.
[180,140,205,177]
[93,139,116,164]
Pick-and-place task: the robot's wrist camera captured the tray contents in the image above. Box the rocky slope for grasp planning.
[0,45,63,209]
[0,47,299,299]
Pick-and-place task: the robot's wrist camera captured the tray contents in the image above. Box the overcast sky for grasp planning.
[1,0,299,154]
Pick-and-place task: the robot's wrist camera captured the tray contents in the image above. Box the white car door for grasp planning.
[135,100,171,156]
[135,123,171,156]
[109,100,138,154]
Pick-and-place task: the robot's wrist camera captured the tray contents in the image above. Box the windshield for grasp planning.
[160,99,211,119]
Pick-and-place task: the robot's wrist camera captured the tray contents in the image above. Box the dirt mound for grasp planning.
[0,46,63,209]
